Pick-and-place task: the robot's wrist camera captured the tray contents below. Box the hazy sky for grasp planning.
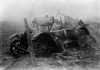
[0,0,100,23]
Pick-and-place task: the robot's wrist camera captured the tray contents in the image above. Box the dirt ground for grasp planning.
[0,54,100,70]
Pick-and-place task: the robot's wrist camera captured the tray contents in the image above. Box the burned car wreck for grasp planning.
[7,16,97,59]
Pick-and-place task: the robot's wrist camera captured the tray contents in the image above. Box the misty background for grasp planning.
[0,0,100,22]
[0,0,100,26]
[0,0,100,52]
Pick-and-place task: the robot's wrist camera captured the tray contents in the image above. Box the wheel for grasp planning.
[9,32,29,58]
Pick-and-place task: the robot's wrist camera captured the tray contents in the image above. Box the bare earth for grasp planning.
[0,54,100,70]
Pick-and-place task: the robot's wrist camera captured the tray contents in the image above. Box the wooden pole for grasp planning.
[24,17,36,65]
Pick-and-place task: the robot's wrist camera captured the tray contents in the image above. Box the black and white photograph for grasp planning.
[0,0,100,70]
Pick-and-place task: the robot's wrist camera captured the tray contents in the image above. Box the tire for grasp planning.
[9,32,29,58]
